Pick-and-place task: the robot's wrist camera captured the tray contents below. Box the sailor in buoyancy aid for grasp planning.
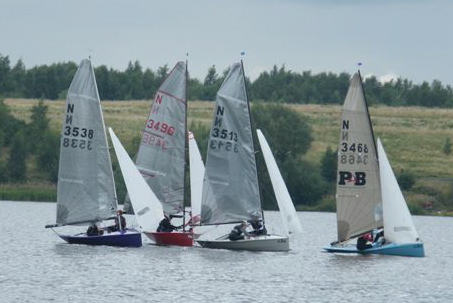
[228,221,250,241]
[356,233,373,250]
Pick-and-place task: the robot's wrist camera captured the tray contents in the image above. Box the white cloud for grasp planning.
[378,73,399,83]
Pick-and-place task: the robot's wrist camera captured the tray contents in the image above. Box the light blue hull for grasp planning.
[324,242,425,258]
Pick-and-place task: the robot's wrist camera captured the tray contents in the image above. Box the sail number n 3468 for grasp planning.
[341,142,368,153]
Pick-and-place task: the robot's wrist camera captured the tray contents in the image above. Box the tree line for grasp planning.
[1,54,453,107]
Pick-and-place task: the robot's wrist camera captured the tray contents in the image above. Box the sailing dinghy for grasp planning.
[323,72,424,257]
[123,61,195,246]
[195,62,301,251]
[45,59,141,247]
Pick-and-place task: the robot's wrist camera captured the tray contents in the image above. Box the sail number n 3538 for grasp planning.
[62,126,94,150]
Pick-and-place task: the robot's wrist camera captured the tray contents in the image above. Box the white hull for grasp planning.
[196,234,289,252]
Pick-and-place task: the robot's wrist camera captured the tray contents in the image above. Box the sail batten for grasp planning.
[56,59,117,226]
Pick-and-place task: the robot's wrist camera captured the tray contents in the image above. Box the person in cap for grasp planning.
[157,214,180,232]
[107,210,127,232]
[228,221,250,241]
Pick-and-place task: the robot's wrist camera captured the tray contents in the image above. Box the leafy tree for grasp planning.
[320,146,337,182]
[0,99,25,146]
[0,54,12,95]
[156,64,169,86]
[28,99,50,149]
[7,130,27,182]
[397,170,416,191]
[252,102,313,162]
[0,160,7,183]
[280,157,327,206]
[36,131,60,182]
[250,103,325,207]
[200,65,223,101]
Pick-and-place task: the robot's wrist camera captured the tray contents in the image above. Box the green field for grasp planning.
[3,98,453,212]
[7,98,453,177]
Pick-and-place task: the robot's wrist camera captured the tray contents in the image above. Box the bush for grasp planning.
[397,170,415,190]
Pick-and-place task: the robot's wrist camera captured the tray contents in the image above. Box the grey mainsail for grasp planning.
[56,59,117,226]
[201,62,262,225]
[335,72,383,241]
[124,62,187,215]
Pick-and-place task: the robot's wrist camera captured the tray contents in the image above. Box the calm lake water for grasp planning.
[1,200,452,302]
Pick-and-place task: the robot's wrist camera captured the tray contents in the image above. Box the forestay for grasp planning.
[256,129,302,235]
[56,59,117,226]
[377,138,421,243]
[128,61,187,215]
[201,63,262,225]
[336,73,382,241]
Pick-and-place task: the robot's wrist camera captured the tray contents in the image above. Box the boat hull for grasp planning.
[59,228,142,247]
[196,234,289,252]
[144,231,194,247]
[324,242,425,257]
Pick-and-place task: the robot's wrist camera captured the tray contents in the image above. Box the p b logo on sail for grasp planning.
[338,171,366,186]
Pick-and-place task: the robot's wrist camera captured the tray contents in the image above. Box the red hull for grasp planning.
[144,231,194,247]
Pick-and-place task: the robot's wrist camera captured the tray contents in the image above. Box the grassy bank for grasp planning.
[3,98,453,214]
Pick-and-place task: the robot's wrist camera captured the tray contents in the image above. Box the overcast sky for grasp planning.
[2,0,452,85]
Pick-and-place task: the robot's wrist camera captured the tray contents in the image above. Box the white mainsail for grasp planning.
[109,128,164,231]
[56,58,117,226]
[123,62,187,216]
[377,138,421,243]
[188,131,204,222]
[256,129,302,235]
[336,72,382,241]
[201,62,262,225]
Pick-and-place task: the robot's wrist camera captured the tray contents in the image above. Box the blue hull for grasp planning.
[324,242,425,258]
[59,228,142,247]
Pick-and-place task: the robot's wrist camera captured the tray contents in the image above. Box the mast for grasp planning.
[240,59,266,227]
[182,58,188,231]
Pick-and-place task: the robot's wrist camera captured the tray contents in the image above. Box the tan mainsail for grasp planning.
[335,73,383,241]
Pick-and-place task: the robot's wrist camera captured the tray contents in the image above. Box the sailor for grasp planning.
[228,221,250,241]
[107,210,127,232]
[373,229,385,245]
[248,219,267,236]
[356,233,373,250]
[157,214,180,232]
